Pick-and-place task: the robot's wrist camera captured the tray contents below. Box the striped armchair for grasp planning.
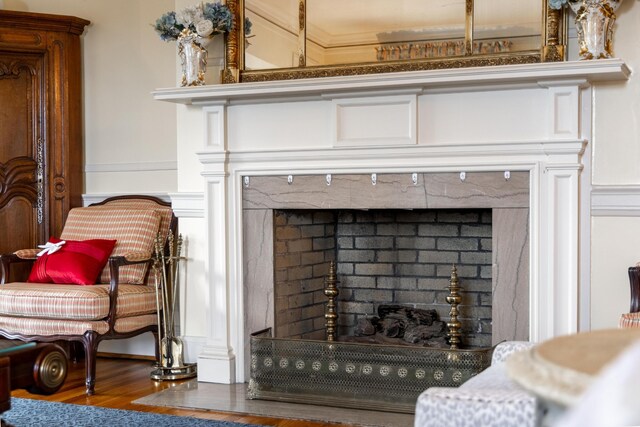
[620,266,640,328]
[0,196,175,395]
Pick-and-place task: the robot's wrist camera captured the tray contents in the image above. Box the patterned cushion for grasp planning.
[93,199,173,244]
[0,282,157,320]
[0,314,157,336]
[415,341,539,427]
[0,315,110,336]
[491,341,535,364]
[60,208,161,284]
[113,314,158,333]
[415,386,538,427]
[619,312,640,328]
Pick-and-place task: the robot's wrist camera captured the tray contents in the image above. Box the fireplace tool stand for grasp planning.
[150,231,197,381]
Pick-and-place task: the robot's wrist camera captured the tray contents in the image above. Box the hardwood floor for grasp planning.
[10,356,351,427]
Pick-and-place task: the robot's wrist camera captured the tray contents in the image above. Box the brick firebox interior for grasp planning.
[273,208,493,348]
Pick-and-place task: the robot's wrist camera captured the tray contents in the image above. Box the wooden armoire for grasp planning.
[0,10,89,258]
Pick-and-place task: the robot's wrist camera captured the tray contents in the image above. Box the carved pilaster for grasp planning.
[543,2,567,62]
[223,0,240,83]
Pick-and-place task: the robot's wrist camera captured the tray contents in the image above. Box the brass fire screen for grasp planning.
[248,328,494,414]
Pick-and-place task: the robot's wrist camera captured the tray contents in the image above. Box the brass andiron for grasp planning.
[324,261,340,341]
[446,265,463,349]
[150,231,197,381]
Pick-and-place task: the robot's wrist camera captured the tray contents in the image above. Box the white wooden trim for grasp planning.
[591,186,640,216]
[84,161,177,173]
[153,60,630,105]
[169,192,205,218]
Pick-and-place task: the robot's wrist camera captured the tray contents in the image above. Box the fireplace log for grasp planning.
[381,317,405,338]
[377,304,438,326]
[350,305,449,347]
[404,322,446,344]
[354,317,377,336]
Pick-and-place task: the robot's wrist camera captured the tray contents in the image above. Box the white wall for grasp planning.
[592,217,640,328]
[1,0,179,194]
[590,1,640,329]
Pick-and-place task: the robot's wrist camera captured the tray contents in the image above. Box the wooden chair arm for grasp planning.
[0,254,36,284]
[106,256,154,327]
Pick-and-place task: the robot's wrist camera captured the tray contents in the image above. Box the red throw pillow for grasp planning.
[28,237,117,285]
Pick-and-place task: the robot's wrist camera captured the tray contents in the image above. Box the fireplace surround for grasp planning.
[243,172,530,363]
[154,60,630,384]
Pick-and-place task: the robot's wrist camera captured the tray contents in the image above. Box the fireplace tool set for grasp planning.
[150,231,197,381]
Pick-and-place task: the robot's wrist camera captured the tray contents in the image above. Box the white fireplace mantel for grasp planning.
[154,60,630,384]
[154,60,630,104]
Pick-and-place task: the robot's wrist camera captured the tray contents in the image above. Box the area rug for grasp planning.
[2,398,261,427]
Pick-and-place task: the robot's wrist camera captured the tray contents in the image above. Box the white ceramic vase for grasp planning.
[568,0,623,59]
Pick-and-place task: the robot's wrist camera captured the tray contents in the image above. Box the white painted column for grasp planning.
[533,79,587,341]
[196,103,237,383]
[537,165,582,340]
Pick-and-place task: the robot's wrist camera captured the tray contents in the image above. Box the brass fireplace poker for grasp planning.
[324,261,340,341]
[446,265,463,349]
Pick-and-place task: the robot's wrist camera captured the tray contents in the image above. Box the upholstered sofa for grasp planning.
[0,196,175,394]
[414,341,539,427]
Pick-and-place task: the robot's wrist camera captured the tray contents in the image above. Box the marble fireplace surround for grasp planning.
[154,60,630,384]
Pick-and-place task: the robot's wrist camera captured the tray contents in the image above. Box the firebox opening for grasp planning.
[273,208,492,349]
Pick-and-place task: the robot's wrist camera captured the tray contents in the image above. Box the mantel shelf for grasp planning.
[153,59,631,105]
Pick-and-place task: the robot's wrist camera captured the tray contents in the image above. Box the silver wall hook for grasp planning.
[371,173,377,186]
[504,171,511,180]
[326,174,332,186]
[459,172,466,182]
[287,175,293,185]
[243,176,250,188]
[412,173,418,185]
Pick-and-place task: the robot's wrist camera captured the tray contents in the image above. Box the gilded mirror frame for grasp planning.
[222,0,567,84]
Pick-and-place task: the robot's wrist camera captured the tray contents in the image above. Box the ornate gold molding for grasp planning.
[465,0,474,56]
[298,0,306,67]
[241,53,541,83]
[223,0,240,83]
[543,2,567,62]
[225,0,566,84]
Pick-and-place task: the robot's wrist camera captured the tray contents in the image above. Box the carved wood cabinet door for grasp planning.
[0,52,46,253]
[0,10,89,259]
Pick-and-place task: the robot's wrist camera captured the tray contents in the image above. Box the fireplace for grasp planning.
[154,60,630,384]
[243,171,529,373]
[247,201,502,412]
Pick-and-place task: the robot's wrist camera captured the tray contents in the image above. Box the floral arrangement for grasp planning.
[244,17,253,37]
[154,2,233,41]
[548,0,569,9]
